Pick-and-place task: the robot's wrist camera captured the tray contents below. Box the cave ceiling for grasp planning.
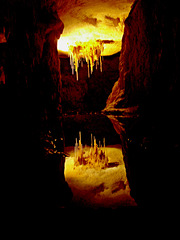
[57,0,134,56]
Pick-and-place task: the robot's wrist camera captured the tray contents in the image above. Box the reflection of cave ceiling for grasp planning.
[57,0,134,56]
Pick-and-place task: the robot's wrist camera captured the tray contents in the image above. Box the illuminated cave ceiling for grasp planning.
[57,0,134,56]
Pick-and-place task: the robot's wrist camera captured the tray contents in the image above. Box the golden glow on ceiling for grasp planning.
[57,30,122,80]
[57,0,134,79]
[57,24,124,56]
[56,0,134,55]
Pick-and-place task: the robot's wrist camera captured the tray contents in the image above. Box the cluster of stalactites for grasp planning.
[69,41,104,80]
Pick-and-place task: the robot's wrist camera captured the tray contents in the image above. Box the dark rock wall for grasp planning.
[0,0,72,208]
[105,0,180,206]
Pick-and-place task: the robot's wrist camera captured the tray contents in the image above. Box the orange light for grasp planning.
[58,37,104,80]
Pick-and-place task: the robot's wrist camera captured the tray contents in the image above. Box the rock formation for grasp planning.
[0,0,72,209]
[74,132,109,169]
[104,0,180,206]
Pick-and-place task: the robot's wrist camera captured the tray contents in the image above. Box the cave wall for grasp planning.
[105,0,180,206]
[0,0,72,208]
[106,0,180,108]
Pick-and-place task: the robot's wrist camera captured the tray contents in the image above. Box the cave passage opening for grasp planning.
[56,0,136,208]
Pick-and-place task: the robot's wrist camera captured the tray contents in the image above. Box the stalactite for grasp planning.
[69,40,104,80]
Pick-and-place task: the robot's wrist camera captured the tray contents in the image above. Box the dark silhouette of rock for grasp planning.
[105,0,180,207]
[0,0,71,209]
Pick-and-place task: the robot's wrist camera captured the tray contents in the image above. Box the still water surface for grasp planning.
[63,113,121,147]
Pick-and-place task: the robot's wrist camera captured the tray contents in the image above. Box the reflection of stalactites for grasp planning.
[74,133,108,169]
